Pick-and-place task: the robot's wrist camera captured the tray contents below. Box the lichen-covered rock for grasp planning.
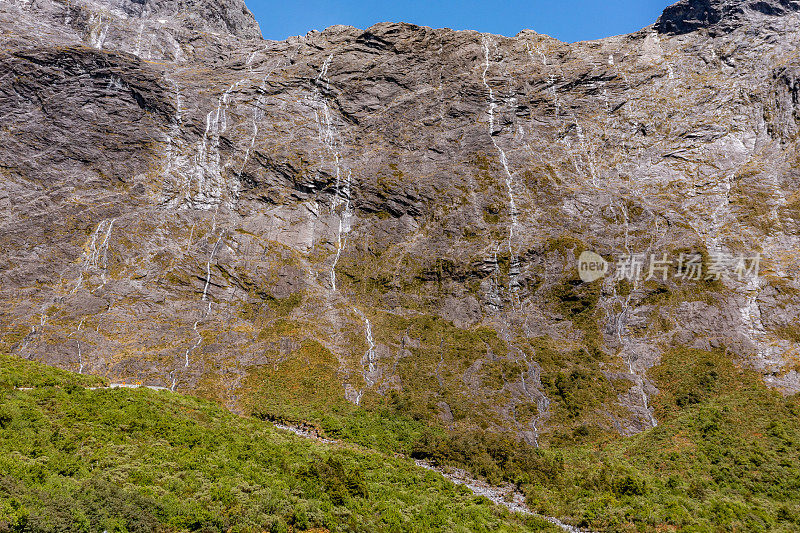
[2,0,800,443]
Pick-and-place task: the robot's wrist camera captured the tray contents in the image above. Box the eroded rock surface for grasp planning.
[2,0,800,443]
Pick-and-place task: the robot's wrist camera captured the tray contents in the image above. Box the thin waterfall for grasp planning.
[311,54,353,291]
[481,38,520,307]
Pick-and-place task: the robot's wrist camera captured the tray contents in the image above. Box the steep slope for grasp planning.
[1,0,800,463]
[0,354,553,531]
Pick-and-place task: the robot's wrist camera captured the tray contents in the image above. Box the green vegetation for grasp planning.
[245,337,800,532]
[517,347,800,531]
[246,339,353,420]
[0,354,106,390]
[0,354,553,532]
[5,299,799,532]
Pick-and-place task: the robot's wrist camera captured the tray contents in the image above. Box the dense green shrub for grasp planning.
[0,355,546,532]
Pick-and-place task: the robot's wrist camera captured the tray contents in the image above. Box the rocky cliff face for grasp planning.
[656,0,800,34]
[2,0,800,443]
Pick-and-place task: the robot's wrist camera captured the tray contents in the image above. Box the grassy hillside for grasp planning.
[0,354,106,390]
[4,344,799,532]
[0,354,554,532]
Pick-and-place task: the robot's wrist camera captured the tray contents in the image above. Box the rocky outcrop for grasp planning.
[99,0,263,38]
[655,0,800,34]
[2,0,800,443]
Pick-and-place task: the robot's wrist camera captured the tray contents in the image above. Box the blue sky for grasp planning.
[249,0,676,43]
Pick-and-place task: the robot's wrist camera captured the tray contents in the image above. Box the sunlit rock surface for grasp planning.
[2,0,800,442]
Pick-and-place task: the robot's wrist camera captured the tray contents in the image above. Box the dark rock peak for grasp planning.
[655,0,800,35]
